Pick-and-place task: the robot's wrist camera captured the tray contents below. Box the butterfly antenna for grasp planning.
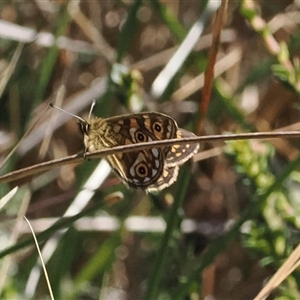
[88,100,96,122]
[49,103,87,124]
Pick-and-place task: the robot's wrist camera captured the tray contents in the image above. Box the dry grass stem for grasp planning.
[23,216,55,300]
[1,130,300,185]
[254,243,300,300]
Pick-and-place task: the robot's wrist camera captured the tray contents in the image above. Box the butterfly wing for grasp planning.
[103,113,178,190]
[146,165,179,193]
[146,129,199,192]
[165,128,199,167]
[85,112,198,191]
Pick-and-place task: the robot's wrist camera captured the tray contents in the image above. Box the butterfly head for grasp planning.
[78,120,90,136]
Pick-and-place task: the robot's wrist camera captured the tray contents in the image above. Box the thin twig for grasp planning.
[1,130,300,185]
[198,0,228,132]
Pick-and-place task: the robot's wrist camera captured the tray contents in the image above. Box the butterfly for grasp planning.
[50,104,199,192]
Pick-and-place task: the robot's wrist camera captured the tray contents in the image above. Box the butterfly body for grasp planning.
[82,112,199,192]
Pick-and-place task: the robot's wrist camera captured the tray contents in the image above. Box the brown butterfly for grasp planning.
[51,104,199,192]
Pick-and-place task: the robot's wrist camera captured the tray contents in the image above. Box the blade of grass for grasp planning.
[0,43,23,99]
[24,216,54,300]
[0,198,106,260]
[0,187,18,211]
[67,0,115,64]
[25,160,111,298]
[33,4,70,108]
[0,188,30,296]
[0,104,49,170]
[144,164,192,300]
[116,0,143,63]
[151,0,221,98]
[149,0,186,40]
[69,230,122,299]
